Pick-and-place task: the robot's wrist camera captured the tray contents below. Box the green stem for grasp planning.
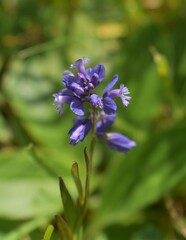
[89,107,97,165]
[86,107,97,202]
[81,108,97,239]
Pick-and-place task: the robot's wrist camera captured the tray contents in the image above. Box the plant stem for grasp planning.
[89,107,97,174]
[81,108,97,239]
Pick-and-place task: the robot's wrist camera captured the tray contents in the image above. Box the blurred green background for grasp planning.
[0,0,186,239]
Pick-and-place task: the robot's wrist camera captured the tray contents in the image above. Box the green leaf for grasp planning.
[59,177,78,231]
[1,216,51,240]
[71,161,84,204]
[95,123,186,229]
[104,223,164,240]
[0,148,73,219]
[55,215,73,240]
[0,179,60,219]
[43,225,54,240]
[84,147,91,207]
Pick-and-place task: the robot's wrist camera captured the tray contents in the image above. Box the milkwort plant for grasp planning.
[45,58,136,240]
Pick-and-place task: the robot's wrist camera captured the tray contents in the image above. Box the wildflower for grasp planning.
[64,58,106,96]
[90,75,131,115]
[53,89,85,116]
[53,57,136,153]
[106,83,131,107]
[69,117,91,145]
[53,58,106,116]
[95,113,136,153]
[105,132,136,153]
[96,112,116,135]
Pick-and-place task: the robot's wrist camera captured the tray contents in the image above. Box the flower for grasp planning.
[69,117,91,145]
[105,132,136,153]
[106,83,131,107]
[90,74,131,115]
[95,113,136,153]
[64,58,106,96]
[96,112,117,136]
[53,58,106,116]
[53,57,136,153]
[53,88,85,116]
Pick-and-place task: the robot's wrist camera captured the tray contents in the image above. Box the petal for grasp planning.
[53,92,72,114]
[103,97,117,114]
[121,96,131,107]
[70,100,85,116]
[70,58,90,69]
[91,73,99,87]
[107,84,131,106]
[63,73,85,96]
[86,67,93,76]
[96,112,116,134]
[93,64,105,82]
[106,132,136,153]
[103,75,118,96]
[59,88,75,97]
[119,84,131,106]
[70,82,84,95]
[90,94,103,108]
[63,72,76,87]
[73,116,87,125]
[69,118,91,145]
[70,58,90,76]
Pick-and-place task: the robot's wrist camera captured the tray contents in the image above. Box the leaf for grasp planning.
[104,223,163,240]
[59,177,78,231]
[71,161,84,204]
[1,216,51,240]
[84,147,91,207]
[43,225,54,240]
[94,123,186,229]
[55,215,73,240]
[0,148,73,219]
[0,179,60,219]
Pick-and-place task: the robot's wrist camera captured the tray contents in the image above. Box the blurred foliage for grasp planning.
[0,0,186,239]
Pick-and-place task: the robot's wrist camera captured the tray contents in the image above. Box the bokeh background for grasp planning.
[0,0,186,239]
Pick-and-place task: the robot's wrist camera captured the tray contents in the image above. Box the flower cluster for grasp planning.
[53,58,136,153]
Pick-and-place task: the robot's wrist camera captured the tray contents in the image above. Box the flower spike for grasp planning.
[53,57,136,153]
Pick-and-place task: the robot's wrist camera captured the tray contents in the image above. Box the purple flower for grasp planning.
[105,132,136,153]
[70,58,90,73]
[67,58,105,95]
[53,58,106,116]
[96,112,116,136]
[53,57,136,153]
[53,89,85,116]
[95,113,136,153]
[107,84,131,107]
[90,75,131,115]
[103,74,131,108]
[69,117,91,145]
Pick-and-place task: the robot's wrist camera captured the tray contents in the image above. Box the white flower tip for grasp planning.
[82,57,90,64]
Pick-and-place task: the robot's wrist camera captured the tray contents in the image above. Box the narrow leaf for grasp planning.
[71,161,84,204]
[84,148,91,205]
[84,147,90,174]
[55,215,73,240]
[43,225,54,240]
[59,176,77,230]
